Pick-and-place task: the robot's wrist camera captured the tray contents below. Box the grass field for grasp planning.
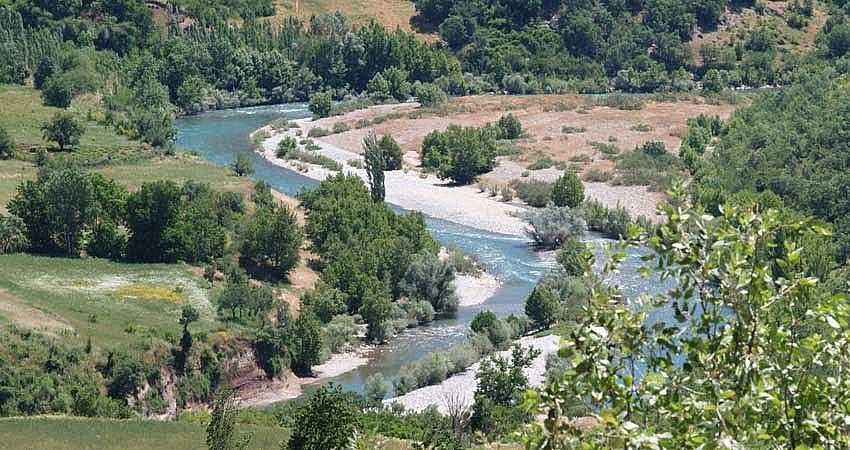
[0,254,226,347]
[0,416,286,450]
[0,85,143,153]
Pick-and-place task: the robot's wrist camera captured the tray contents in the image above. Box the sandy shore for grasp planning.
[454,272,500,307]
[237,344,372,408]
[383,334,560,414]
[257,120,528,237]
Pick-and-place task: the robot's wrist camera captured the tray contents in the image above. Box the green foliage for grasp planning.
[240,204,303,280]
[421,125,497,185]
[276,136,298,158]
[0,214,29,254]
[299,174,438,316]
[511,179,554,207]
[524,286,561,330]
[556,238,592,277]
[87,221,127,260]
[693,74,850,257]
[308,92,333,118]
[9,163,97,256]
[300,282,347,324]
[494,113,523,140]
[41,112,83,151]
[615,140,683,190]
[206,388,251,450]
[471,345,539,434]
[414,82,448,107]
[399,252,459,316]
[582,199,633,238]
[363,132,386,202]
[287,312,323,374]
[0,126,14,160]
[551,171,584,208]
[521,184,850,447]
[359,282,394,343]
[364,373,390,406]
[377,135,403,170]
[523,205,587,249]
[230,154,254,177]
[287,384,361,450]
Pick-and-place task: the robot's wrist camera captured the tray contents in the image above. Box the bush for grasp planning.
[42,112,84,151]
[287,384,361,450]
[421,125,497,184]
[365,374,390,405]
[414,82,448,108]
[582,199,632,238]
[87,222,126,260]
[551,171,585,208]
[399,252,459,315]
[308,91,333,118]
[41,76,75,108]
[556,238,592,276]
[0,126,14,160]
[615,141,682,190]
[378,135,403,170]
[511,179,553,207]
[241,204,303,279]
[277,136,298,158]
[523,206,586,249]
[495,113,523,139]
[230,154,254,176]
[302,283,348,323]
[332,122,350,134]
[561,125,587,134]
[321,314,359,354]
[0,214,29,254]
[307,127,330,138]
[525,286,561,330]
[528,157,556,170]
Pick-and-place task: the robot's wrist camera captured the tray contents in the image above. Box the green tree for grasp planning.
[230,154,254,177]
[555,238,592,277]
[363,132,386,202]
[524,286,560,330]
[0,214,28,254]
[378,135,403,170]
[364,373,390,406]
[399,252,459,315]
[176,304,200,374]
[414,83,448,108]
[126,180,182,262]
[287,311,323,374]
[308,91,333,118]
[41,112,83,151]
[241,204,303,279]
[9,164,95,256]
[359,281,393,343]
[41,76,74,108]
[421,125,497,185]
[300,283,348,323]
[495,113,523,140]
[471,345,539,434]
[551,171,584,208]
[287,384,361,450]
[522,184,850,447]
[0,126,14,160]
[206,388,251,450]
[382,67,411,102]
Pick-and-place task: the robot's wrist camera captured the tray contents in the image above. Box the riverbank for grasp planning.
[255,119,529,237]
[383,334,560,413]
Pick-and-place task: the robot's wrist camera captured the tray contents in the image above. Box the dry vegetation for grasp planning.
[309,94,737,183]
[268,0,428,35]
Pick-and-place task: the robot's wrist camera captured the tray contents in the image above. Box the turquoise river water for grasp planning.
[176,104,658,396]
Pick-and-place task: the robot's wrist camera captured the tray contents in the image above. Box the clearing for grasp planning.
[289,94,738,219]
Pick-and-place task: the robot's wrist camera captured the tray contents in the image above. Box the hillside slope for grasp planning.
[269,0,418,31]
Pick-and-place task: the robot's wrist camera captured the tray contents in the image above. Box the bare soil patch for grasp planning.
[0,289,74,337]
[301,95,736,219]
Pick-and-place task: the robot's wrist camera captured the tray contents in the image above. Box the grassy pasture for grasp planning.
[0,416,286,450]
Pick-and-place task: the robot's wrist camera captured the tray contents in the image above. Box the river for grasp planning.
[176,103,659,396]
